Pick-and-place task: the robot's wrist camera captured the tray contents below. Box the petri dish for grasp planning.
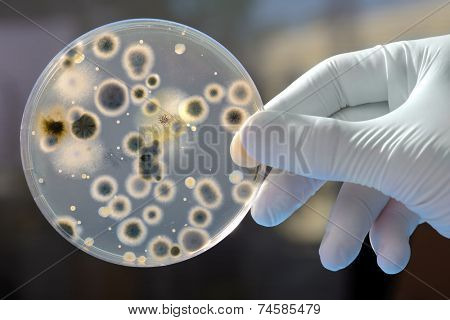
[20,19,265,267]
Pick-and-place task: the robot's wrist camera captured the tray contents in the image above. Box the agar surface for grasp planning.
[26,20,261,267]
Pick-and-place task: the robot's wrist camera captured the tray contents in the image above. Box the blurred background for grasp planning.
[0,0,449,299]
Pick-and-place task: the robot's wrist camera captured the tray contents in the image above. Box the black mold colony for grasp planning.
[170,245,181,256]
[125,222,141,239]
[226,109,243,124]
[58,221,74,237]
[133,88,144,99]
[72,114,97,139]
[43,119,65,137]
[40,116,67,147]
[186,99,203,117]
[97,36,115,54]
[209,88,218,97]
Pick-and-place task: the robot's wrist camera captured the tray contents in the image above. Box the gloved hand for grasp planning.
[230,35,450,274]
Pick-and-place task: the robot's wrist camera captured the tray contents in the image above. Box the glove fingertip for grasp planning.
[250,200,278,227]
[376,255,406,275]
[319,242,357,272]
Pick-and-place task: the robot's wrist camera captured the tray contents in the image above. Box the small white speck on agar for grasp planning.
[116,146,120,150]
[71,100,75,105]
[71,174,75,178]
[31,131,36,136]
[190,126,197,132]
[116,120,121,124]
[58,169,62,173]
[139,39,144,44]
[81,173,87,179]
[172,228,176,233]
[118,245,122,249]
[77,220,81,225]
[95,67,100,71]
[70,205,76,212]
[183,197,187,202]
[120,157,124,160]
[126,112,130,116]
[38,178,44,184]
[108,227,112,231]
[214,71,218,75]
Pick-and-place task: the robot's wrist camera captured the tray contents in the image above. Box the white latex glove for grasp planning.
[230,35,450,274]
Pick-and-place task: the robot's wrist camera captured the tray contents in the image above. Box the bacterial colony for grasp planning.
[21,20,263,267]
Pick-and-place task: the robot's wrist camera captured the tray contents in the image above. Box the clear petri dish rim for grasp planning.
[20,18,267,267]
